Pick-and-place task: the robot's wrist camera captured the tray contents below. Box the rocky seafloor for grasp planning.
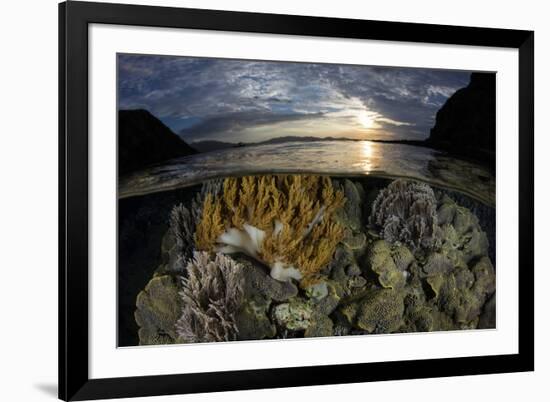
[127,175,496,346]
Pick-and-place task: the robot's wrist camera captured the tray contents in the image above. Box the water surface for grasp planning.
[119,140,495,206]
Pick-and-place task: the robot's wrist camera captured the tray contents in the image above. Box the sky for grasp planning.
[118,53,471,144]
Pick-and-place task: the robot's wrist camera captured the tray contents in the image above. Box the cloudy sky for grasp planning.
[118,54,471,144]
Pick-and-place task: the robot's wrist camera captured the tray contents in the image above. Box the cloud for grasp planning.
[178,110,325,142]
[118,54,471,142]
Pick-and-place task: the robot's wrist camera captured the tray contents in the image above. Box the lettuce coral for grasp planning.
[194,175,346,287]
[135,275,183,345]
[367,240,408,289]
[339,288,405,334]
[176,251,244,343]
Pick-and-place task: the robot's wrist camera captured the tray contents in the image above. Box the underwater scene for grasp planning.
[117,54,496,346]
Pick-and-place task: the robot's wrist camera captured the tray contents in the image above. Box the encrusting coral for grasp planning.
[194,175,346,287]
[369,179,439,251]
[175,251,245,343]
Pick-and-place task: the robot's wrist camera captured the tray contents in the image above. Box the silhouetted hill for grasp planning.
[118,109,197,174]
[259,135,344,144]
[190,140,236,152]
[426,72,496,168]
[191,135,355,152]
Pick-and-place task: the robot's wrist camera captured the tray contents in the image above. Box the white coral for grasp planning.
[215,224,303,282]
[369,179,439,251]
[175,251,244,343]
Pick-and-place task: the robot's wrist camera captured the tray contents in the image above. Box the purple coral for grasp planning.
[176,251,244,343]
[369,179,439,251]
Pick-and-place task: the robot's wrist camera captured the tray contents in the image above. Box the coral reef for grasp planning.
[232,255,298,340]
[356,186,494,333]
[367,240,408,289]
[194,175,345,287]
[175,251,245,343]
[344,288,406,333]
[134,176,496,345]
[273,299,313,331]
[135,275,183,345]
[334,179,365,232]
[166,204,195,269]
[369,179,439,251]
[436,194,489,265]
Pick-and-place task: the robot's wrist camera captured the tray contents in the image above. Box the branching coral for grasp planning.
[165,181,220,272]
[194,175,345,287]
[369,179,439,251]
[176,251,244,343]
[191,178,224,219]
[168,203,195,263]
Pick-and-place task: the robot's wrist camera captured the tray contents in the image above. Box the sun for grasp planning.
[357,112,375,129]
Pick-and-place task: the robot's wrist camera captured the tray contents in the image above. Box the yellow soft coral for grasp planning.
[194,193,225,251]
[194,175,345,287]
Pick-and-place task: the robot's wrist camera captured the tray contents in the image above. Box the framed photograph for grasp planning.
[59,1,534,400]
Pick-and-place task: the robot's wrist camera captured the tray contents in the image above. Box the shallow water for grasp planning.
[119,174,496,346]
[118,140,495,206]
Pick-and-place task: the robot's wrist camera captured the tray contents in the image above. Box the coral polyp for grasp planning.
[194,175,346,287]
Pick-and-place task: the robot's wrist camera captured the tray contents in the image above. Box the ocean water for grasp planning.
[118,140,496,346]
[118,140,495,206]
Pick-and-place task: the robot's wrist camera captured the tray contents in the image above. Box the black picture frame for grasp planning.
[59,1,534,400]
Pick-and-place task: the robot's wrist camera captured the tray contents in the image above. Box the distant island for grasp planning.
[190,135,426,153]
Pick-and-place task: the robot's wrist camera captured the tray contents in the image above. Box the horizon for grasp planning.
[118,54,473,143]
[184,134,415,146]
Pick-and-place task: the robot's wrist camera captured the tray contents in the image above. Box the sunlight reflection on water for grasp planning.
[118,140,495,206]
[358,141,373,173]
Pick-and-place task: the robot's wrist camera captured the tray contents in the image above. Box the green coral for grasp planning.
[437,195,489,264]
[233,256,297,340]
[236,256,298,302]
[424,256,495,328]
[235,298,276,340]
[273,298,314,331]
[305,282,329,300]
[304,314,334,338]
[333,179,365,232]
[421,252,454,277]
[341,230,367,251]
[340,289,405,334]
[402,293,437,332]
[367,240,408,289]
[314,280,345,316]
[272,292,337,337]
[135,275,183,345]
